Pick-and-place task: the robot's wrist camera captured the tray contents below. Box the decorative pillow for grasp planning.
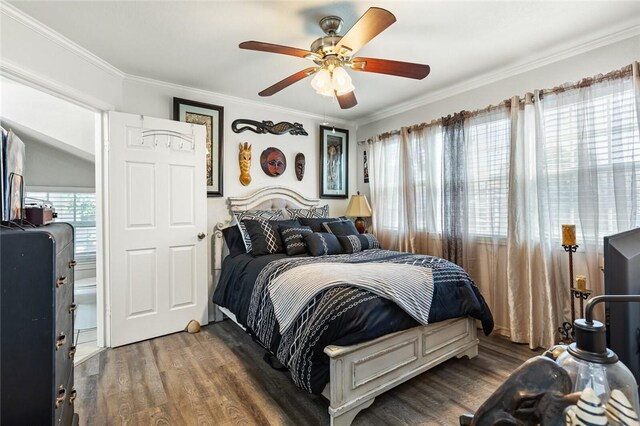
[298,217,342,232]
[323,220,359,236]
[279,225,313,256]
[304,232,344,256]
[221,225,246,257]
[243,219,288,256]
[337,234,381,254]
[286,204,329,219]
[233,209,283,252]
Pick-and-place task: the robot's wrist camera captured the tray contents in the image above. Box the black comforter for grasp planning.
[212,249,493,394]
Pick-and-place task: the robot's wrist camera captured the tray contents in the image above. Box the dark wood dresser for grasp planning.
[1,222,79,425]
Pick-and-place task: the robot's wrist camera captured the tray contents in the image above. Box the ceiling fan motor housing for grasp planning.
[310,35,343,58]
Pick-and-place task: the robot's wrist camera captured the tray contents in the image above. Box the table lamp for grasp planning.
[345,192,372,234]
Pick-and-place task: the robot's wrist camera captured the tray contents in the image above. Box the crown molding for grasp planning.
[124,73,351,126]
[0,1,126,80]
[0,59,115,112]
[356,23,640,126]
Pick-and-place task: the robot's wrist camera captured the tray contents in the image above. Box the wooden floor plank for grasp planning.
[76,320,542,425]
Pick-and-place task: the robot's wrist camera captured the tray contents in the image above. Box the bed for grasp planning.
[212,186,494,426]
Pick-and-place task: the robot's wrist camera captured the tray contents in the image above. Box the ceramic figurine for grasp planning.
[295,153,305,181]
[239,142,252,186]
[605,389,640,426]
[565,388,608,426]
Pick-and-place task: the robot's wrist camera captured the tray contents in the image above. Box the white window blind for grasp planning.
[465,110,511,238]
[26,191,96,263]
[542,76,640,242]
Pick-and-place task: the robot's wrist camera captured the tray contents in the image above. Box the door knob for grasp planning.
[198,232,206,240]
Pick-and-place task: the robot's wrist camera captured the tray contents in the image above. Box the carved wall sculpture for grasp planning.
[260,147,286,177]
[239,142,252,186]
[232,119,308,136]
[295,153,305,181]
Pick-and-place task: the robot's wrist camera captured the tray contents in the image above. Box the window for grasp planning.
[26,191,96,263]
[542,77,640,242]
[465,110,511,238]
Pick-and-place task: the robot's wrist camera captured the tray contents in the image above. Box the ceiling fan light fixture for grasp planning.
[331,66,354,94]
[311,68,334,96]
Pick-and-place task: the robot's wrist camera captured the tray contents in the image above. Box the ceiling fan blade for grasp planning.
[336,90,357,109]
[239,41,315,59]
[334,7,396,58]
[259,67,319,97]
[350,57,431,80]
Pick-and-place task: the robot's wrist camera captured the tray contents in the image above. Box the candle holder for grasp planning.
[558,243,579,342]
[572,287,592,319]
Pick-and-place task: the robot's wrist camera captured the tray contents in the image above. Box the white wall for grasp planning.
[21,133,95,188]
[355,35,640,198]
[121,77,356,223]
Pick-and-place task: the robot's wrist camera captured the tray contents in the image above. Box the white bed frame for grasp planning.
[212,186,479,426]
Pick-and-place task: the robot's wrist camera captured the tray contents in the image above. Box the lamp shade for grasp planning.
[331,66,354,95]
[345,193,372,218]
[311,68,333,96]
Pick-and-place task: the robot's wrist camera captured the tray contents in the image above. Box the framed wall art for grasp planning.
[319,125,348,199]
[173,97,224,197]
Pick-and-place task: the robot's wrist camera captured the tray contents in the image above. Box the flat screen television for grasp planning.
[604,227,640,386]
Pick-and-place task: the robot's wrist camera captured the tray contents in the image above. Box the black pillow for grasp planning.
[222,225,246,257]
[279,225,313,256]
[304,232,344,256]
[270,219,301,231]
[337,234,381,254]
[243,219,286,256]
[233,209,284,252]
[323,220,359,236]
[298,217,342,232]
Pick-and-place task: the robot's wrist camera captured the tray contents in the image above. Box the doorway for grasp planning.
[1,76,104,363]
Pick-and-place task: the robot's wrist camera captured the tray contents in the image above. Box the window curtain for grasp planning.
[369,126,443,254]
[464,106,512,335]
[441,113,466,265]
[368,63,640,348]
[369,132,406,250]
[506,67,640,348]
[506,92,560,349]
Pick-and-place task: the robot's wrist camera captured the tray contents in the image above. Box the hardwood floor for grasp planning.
[75,321,541,425]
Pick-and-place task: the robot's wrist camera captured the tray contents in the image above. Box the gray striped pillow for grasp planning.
[286,204,329,219]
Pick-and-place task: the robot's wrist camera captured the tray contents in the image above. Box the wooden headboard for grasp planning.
[212,186,320,293]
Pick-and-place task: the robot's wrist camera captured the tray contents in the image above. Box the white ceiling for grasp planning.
[8,1,640,121]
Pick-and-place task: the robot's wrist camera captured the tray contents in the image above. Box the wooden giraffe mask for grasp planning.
[239,142,252,186]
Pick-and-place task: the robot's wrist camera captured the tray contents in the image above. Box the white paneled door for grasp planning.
[107,111,208,347]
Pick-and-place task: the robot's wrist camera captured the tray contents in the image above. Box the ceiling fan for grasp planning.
[239,7,430,109]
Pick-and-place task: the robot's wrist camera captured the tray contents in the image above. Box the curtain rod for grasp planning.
[370,61,635,142]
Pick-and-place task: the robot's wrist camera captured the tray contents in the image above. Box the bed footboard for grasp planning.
[322,316,478,426]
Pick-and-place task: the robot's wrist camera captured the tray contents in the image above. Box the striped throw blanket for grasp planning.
[268,262,434,333]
